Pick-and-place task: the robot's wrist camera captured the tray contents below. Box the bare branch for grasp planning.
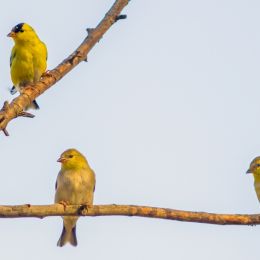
[0,204,259,225]
[0,0,130,136]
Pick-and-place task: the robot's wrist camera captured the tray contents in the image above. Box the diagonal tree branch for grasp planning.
[0,0,130,136]
[0,204,259,226]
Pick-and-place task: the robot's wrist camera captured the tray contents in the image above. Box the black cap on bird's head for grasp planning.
[12,23,25,33]
[7,23,37,41]
[7,23,25,37]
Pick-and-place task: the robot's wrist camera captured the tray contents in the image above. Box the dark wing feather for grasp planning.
[10,86,17,95]
[10,49,16,67]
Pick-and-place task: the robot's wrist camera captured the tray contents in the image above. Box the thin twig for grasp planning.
[0,204,259,226]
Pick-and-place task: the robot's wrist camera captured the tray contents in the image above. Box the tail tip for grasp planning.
[57,225,78,247]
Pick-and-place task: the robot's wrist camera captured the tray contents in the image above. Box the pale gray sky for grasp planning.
[1,0,260,259]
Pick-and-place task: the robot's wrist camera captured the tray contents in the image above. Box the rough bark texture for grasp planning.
[0,204,259,225]
[0,0,129,136]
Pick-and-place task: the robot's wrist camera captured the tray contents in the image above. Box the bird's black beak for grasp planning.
[246,168,252,174]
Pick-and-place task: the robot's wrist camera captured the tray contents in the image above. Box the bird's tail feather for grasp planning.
[57,225,77,247]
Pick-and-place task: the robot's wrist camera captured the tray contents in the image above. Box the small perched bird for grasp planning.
[7,23,47,109]
[55,149,96,247]
[246,156,260,201]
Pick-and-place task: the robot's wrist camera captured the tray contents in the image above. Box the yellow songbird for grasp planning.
[246,156,260,201]
[7,23,47,109]
[55,149,96,247]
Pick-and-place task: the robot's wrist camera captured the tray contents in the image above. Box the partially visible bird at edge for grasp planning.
[247,156,260,202]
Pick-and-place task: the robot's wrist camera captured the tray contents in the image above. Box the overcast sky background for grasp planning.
[1,0,260,259]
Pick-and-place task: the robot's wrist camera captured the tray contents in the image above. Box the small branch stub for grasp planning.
[115,14,127,21]
[3,128,9,136]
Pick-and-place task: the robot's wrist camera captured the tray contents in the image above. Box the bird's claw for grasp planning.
[41,70,51,78]
[78,204,90,215]
[59,201,69,210]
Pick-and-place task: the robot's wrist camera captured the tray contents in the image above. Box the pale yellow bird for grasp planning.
[246,156,260,201]
[7,23,47,110]
[55,149,96,247]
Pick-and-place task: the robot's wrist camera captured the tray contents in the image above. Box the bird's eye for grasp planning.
[68,155,74,158]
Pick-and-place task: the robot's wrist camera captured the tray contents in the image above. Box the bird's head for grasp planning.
[57,149,89,170]
[7,23,38,43]
[246,156,260,176]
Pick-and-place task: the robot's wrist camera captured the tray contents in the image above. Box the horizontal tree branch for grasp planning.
[0,0,129,136]
[0,204,259,225]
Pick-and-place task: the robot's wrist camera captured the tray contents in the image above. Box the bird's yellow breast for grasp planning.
[11,46,34,86]
[10,40,47,87]
[253,174,260,201]
[55,168,95,205]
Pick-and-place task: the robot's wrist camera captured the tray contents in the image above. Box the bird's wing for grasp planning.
[92,169,96,192]
[10,47,16,67]
[55,170,61,190]
[42,41,48,61]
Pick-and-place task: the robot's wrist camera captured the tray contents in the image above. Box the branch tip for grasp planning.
[3,128,9,136]
[18,111,35,118]
[86,28,94,35]
[115,14,127,22]
[41,70,52,78]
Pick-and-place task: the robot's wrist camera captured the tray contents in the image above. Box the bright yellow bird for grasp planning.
[246,156,260,201]
[55,149,96,247]
[7,23,47,109]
